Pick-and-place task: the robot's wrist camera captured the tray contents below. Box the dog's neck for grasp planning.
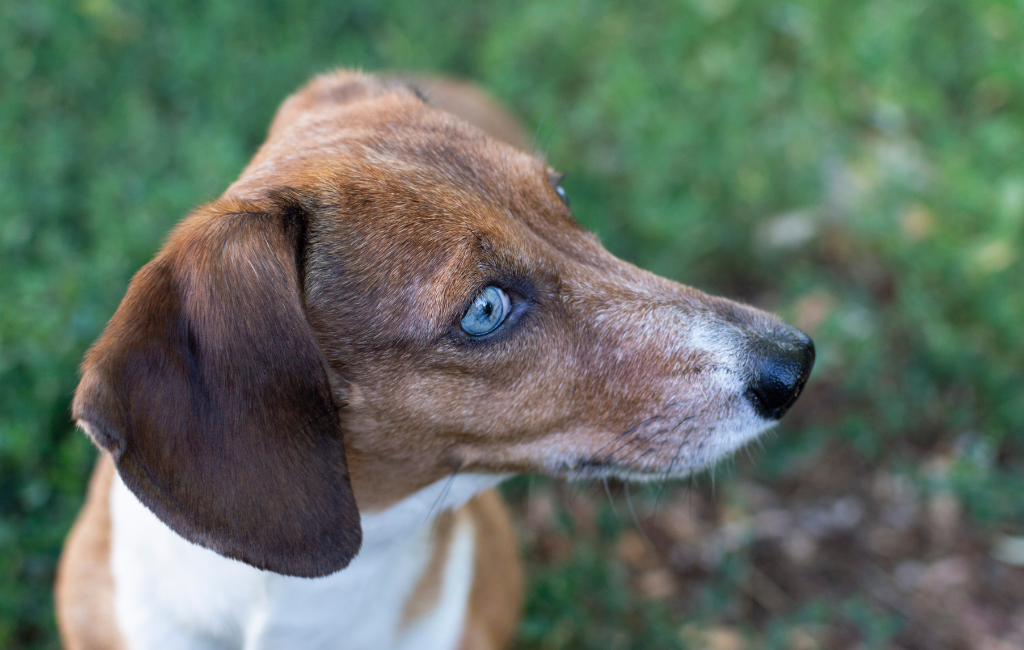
[358,472,511,543]
[108,471,507,650]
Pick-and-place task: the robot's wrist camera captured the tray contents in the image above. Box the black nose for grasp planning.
[745,326,815,420]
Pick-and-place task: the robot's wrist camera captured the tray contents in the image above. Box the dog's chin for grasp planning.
[558,416,778,484]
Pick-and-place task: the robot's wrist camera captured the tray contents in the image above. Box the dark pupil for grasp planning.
[482,302,493,317]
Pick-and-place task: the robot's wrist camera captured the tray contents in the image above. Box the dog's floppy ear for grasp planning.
[72,194,360,578]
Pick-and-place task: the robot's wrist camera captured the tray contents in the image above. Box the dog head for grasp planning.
[73,71,813,578]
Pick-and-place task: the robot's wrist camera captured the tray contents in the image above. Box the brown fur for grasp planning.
[458,490,524,650]
[59,70,802,648]
[55,454,124,650]
[402,509,458,625]
[383,75,530,152]
[399,489,523,649]
[72,201,361,577]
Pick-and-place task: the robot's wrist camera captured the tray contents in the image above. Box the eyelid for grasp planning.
[547,170,566,188]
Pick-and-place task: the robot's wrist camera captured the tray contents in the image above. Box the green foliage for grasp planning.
[520,543,685,650]
[2,0,1023,646]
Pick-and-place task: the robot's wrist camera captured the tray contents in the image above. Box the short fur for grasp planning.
[58,71,809,649]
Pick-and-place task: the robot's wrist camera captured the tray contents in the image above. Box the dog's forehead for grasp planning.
[244,90,536,191]
[226,84,584,248]
[342,102,548,212]
[296,95,595,251]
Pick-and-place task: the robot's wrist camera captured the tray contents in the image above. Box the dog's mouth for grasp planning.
[555,456,718,483]
[550,413,780,484]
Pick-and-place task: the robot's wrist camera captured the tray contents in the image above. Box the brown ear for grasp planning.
[72,195,360,578]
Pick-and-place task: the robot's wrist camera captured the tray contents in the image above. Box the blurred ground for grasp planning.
[2,0,1024,648]
[507,429,1024,649]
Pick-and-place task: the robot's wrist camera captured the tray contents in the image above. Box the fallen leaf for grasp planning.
[704,627,747,650]
[634,568,677,600]
[783,533,817,565]
[616,530,653,568]
[786,625,821,650]
[919,556,971,592]
[681,625,748,650]
[657,502,704,543]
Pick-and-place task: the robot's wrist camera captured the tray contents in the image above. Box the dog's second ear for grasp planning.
[72,195,360,578]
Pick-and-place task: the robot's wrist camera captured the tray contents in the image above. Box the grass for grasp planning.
[2,0,1023,647]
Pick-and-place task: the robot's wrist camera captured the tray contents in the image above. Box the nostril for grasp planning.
[745,328,815,420]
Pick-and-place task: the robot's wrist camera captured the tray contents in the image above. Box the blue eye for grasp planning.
[461,286,511,336]
[555,185,570,207]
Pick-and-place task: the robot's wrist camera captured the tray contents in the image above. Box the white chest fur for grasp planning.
[109,473,506,650]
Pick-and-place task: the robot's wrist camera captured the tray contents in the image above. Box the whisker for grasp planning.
[660,418,698,481]
[652,416,696,511]
[602,478,622,522]
[624,483,655,548]
[594,402,684,461]
[531,101,554,155]
[743,442,760,467]
[657,437,689,508]
[526,474,535,527]
[564,479,581,516]
[596,414,669,461]
[424,463,461,525]
[687,475,695,514]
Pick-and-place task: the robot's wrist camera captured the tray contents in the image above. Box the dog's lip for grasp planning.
[557,457,702,482]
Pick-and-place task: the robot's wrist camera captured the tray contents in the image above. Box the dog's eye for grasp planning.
[555,185,570,207]
[548,170,571,207]
[461,286,510,336]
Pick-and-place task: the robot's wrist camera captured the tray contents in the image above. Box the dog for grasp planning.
[55,70,814,650]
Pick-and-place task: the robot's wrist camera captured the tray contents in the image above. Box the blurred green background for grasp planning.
[2,0,1023,648]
